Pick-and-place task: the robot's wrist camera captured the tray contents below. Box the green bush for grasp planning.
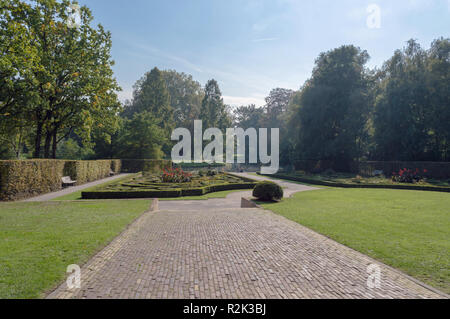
[121,159,172,173]
[252,181,284,202]
[0,160,66,201]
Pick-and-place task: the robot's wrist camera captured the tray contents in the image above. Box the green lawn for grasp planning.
[0,200,151,299]
[260,188,450,294]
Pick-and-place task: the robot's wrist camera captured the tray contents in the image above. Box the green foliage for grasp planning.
[161,70,204,128]
[56,138,94,160]
[200,79,231,130]
[373,38,450,162]
[290,45,371,166]
[117,112,166,159]
[122,67,174,156]
[252,181,284,202]
[1,0,121,159]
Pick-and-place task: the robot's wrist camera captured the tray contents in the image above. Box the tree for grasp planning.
[117,112,165,159]
[124,67,173,129]
[0,0,40,158]
[200,79,231,130]
[426,38,450,161]
[123,67,174,156]
[262,88,294,128]
[161,70,204,128]
[233,104,264,128]
[373,39,447,161]
[292,45,371,168]
[1,0,121,158]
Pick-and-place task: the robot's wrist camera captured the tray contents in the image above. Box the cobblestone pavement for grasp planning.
[48,206,446,299]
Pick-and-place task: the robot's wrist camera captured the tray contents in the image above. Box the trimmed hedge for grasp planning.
[0,159,125,201]
[63,160,112,185]
[0,160,66,201]
[259,173,450,193]
[121,159,172,173]
[111,159,122,174]
[253,181,284,201]
[81,181,257,199]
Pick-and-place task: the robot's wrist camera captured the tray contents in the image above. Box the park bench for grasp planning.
[62,176,77,187]
[109,169,115,176]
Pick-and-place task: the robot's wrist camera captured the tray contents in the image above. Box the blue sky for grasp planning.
[77,0,450,106]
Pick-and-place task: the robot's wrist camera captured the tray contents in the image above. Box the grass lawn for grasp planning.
[260,188,450,294]
[0,200,151,299]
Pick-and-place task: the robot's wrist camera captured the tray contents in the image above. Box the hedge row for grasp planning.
[81,182,257,199]
[63,160,112,185]
[259,173,450,193]
[0,159,122,201]
[121,159,173,173]
[111,159,122,174]
[0,160,66,201]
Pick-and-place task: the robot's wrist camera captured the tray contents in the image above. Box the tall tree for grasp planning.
[124,67,173,128]
[2,0,121,158]
[374,39,436,161]
[262,88,294,128]
[200,79,231,130]
[292,45,371,167]
[0,0,40,158]
[123,67,174,156]
[161,70,203,128]
[117,112,165,159]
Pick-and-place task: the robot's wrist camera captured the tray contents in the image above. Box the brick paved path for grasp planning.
[47,177,446,299]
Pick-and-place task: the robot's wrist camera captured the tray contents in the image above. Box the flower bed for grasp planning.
[81,172,257,199]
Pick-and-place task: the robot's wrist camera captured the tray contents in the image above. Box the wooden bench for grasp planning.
[62,176,77,187]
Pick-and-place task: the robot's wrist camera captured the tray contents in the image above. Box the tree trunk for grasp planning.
[44,130,52,159]
[34,122,43,158]
[51,128,58,159]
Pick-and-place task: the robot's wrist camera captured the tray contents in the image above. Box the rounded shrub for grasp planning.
[252,181,283,202]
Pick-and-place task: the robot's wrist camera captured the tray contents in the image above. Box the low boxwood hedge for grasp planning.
[259,173,450,193]
[81,181,257,199]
